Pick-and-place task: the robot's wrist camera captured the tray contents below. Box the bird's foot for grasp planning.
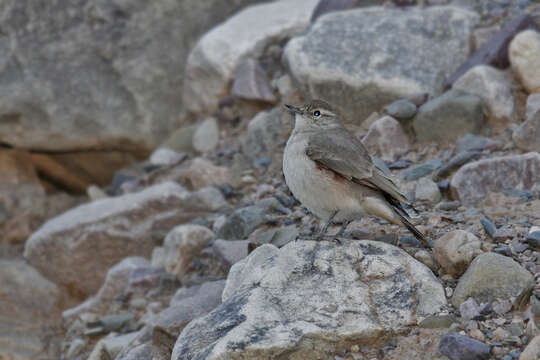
[297,232,344,244]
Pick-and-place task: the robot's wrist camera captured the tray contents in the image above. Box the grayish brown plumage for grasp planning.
[283,99,427,246]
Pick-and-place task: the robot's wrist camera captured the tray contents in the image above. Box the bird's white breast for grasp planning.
[283,133,364,221]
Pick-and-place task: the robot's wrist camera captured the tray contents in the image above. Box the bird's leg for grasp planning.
[317,211,338,240]
[335,220,351,238]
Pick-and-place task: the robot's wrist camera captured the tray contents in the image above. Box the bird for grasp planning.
[282,99,428,247]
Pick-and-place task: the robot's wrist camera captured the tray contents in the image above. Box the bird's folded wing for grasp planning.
[305,128,373,180]
[306,128,410,205]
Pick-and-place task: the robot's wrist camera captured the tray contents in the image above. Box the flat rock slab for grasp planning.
[24,182,227,297]
[283,6,478,123]
[450,153,540,206]
[172,240,446,359]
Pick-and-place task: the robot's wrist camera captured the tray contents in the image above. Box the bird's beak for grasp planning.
[284,104,303,115]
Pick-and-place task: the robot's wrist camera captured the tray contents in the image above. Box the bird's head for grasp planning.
[284,99,340,131]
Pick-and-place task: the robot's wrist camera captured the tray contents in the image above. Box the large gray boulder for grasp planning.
[183,0,319,115]
[0,0,262,152]
[24,182,227,297]
[172,240,446,359]
[283,6,478,123]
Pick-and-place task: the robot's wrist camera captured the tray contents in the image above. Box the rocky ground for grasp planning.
[1,0,540,359]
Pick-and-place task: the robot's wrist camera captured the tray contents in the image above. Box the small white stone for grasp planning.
[509,30,540,94]
[193,117,219,153]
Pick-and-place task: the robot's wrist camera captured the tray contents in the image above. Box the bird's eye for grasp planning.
[313,110,321,117]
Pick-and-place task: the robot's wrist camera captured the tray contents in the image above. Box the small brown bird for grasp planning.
[283,99,428,246]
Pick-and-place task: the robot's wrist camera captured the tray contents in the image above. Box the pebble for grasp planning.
[460,297,482,320]
[388,160,411,169]
[193,117,219,153]
[457,133,503,153]
[383,99,417,120]
[438,332,491,360]
[525,231,540,249]
[480,217,497,239]
[415,177,441,204]
[401,159,442,181]
[432,151,482,180]
[493,228,514,242]
[435,200,461,211]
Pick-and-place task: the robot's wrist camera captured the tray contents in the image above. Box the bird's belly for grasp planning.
[283,147,364,221]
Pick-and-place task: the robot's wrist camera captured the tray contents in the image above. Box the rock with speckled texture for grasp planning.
[172,240,446,359]
[450,153,540,206]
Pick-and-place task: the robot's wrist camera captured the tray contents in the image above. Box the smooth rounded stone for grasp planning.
[450,153,540,206]
[63,257,152,322]
[383,99,418,121]
[415,177,442,204]
[153,280,226,358]
[435,200,461,211]
[457,133,503,153]
[212,239,249,267]
[241,108,283,162]
[509,30,540,94]
[419,315,456,329]
[0,260,62,360]
[361,116,411,161]
[453,65,515,125]
[413,89,484,144]
[283,6,478,124]
[160,225,214,278]
[184,0,319,115]
[172,241,446,359]
[520,335,540,360]
[452,252,534,307]
[149,147,185,167]
[0,0,261,152]
[193,117,219,153]
[231,59,276,103]
[216,198,281,240]
[434,230,483,278]
[401,159,443,181]
[24,182,226,297]
[513,94,540,152]
[438,332,491,360]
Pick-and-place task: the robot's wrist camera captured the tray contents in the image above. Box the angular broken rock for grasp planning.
[450,153,540,206]
[445,13,537,88]
[361,116,410,161]
[231,59,276,103]
[183,0,319,115]
[453,65,515,125]
[172,240,446,359]
[284,6,478,123]
[24,182,226,297]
